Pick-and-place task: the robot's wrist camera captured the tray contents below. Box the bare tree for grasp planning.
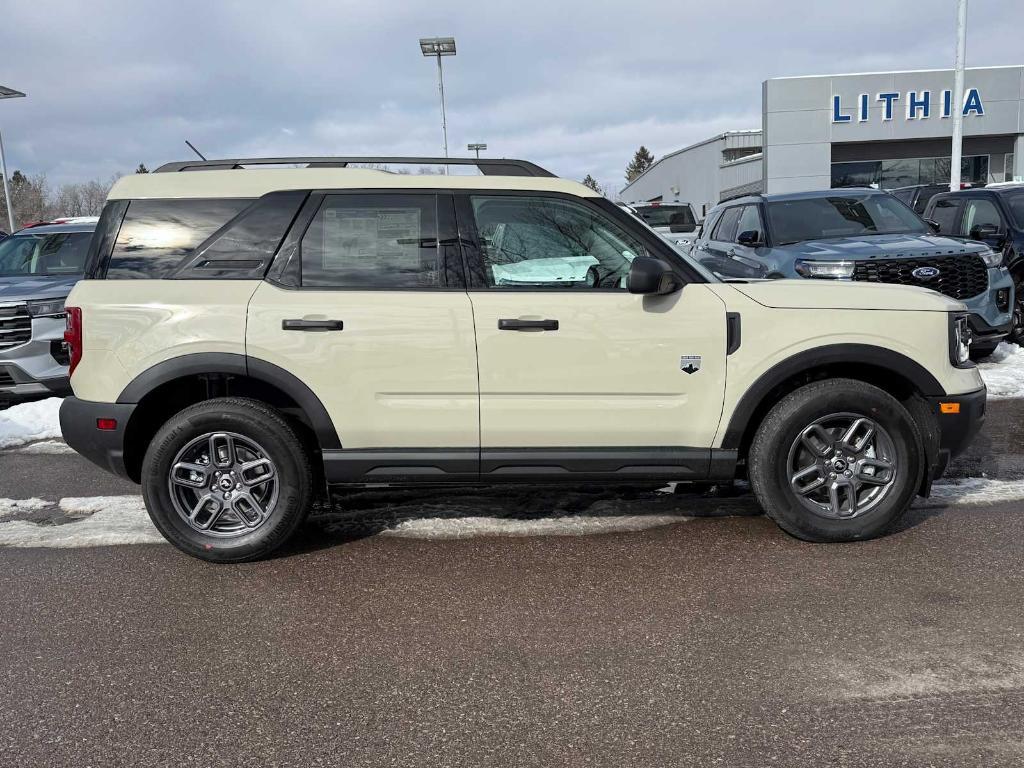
[0,171,50,227]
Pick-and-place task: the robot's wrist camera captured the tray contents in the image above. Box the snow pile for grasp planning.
[916,477,1024,508]
[978,342,1024,399]
[0,398,63,449]
[0,496,163,548]
[0,498,50,519]
[15,439,74,455]
[381,513,690,540]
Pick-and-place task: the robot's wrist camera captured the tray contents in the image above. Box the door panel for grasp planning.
[247,283,479,448]
[247,192,479,451]
[469,285,729,449]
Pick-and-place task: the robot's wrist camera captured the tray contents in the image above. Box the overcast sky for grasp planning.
[2,0,1021,193]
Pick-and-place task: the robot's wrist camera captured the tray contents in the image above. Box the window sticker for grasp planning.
[322,207,422,270]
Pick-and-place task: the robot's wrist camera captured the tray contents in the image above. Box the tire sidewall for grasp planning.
[756,385,921,542]
[142,403,311,562]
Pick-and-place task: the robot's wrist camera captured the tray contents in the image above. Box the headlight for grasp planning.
[26,299,67,318]
[794,259,856,279]
[977,248,1003,268]
[949,313,973,366]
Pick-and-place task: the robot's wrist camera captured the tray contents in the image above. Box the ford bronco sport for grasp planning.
[60,157,986,562]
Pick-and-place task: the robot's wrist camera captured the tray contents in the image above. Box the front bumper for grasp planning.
[928,387,987,480]
[0,315,72,401]
[962,268,1014,347]
[59,397,137,481]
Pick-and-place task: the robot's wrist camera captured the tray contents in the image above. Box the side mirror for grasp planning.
[924,218,941,233]
[970,222,1001,242]
[736,229,761,247]
[627,256,681,295]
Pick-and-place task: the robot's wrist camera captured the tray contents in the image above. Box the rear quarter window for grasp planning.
[105,198,250,279]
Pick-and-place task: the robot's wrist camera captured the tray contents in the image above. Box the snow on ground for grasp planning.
[978,342,1024,399]
[914,477,1024,509]
[14,439,75,455]
[0,398,63,449]
[0,498,50,519]
[381,514,691,539]
[0,496,163,548]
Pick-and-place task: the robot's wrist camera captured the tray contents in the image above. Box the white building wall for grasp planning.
[621,131,761,218]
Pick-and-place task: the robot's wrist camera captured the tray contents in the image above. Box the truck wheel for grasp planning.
[1011,271,1024,347]
[141,397,314,563]
[748,379,923,543]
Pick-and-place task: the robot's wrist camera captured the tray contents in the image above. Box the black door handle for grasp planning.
[282,319,344,331]
[498,318,559,331]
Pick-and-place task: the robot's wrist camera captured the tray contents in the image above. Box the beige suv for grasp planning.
[60,157,986,562]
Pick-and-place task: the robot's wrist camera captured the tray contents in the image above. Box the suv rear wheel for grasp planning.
[141,397,314,563]
[748,379,923,542]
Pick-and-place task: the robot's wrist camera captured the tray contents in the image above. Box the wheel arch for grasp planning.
[721,344,944,461]
[117,353,341,482]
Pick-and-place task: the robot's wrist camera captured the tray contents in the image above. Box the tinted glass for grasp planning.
[1005,190,1024,228]
[766,194,927,245]
[961,198,1004,237]
[173,191,307,279]
[634,204,696,230]
[929,198,961,234]
[300,194,438,288]
[711,207,741,242]
[0,232,92,277]
[108,199,249,279]
[470,195,648,290]
[734,205,762,242]
[890,189,914,204]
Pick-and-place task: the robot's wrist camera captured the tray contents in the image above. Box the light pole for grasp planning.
[467,142,487,159]
[949,0,968,192]
[419,37,456,169]
[0,85,26,233]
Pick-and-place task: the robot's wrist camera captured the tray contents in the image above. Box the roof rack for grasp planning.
[153,156,556,177]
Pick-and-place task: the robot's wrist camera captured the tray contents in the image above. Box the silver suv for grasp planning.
[0,220,95,403]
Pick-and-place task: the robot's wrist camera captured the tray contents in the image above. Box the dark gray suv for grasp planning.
[691,188,1014,357]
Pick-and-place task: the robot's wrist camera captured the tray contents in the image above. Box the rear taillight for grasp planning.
[64,307,82,376]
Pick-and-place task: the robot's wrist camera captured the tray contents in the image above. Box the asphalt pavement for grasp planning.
[2,445,1024,766]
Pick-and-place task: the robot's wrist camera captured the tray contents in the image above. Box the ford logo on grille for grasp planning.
[912,266,941,280]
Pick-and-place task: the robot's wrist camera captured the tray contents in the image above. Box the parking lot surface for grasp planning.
[2,447,1024,767]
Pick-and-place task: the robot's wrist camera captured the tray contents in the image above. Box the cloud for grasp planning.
[0,0,1019,187]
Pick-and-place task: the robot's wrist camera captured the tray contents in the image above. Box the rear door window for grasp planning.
[711,207,741,242]
[107,198,249,278]
[299,194,440,289]
[928,198,962,235]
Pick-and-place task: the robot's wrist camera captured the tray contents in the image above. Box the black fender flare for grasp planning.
[719,343,945,450]
[116,352,342,450]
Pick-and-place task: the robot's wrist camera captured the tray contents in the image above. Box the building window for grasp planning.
[831,155,989,190]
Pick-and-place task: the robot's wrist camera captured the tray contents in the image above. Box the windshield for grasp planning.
[0,231,92,277]
[633,204,696,230]
[1005,189,1024,229]
[766,194,928,245]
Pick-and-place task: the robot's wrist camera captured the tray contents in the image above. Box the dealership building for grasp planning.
[622,65,1024,216]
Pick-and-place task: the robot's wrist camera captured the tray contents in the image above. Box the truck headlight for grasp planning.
[949,313,973,366]
[794,259,856,279]
[26,299,67,318]
[977,248,1003,268]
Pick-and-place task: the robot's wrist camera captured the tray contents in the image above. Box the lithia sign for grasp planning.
[831,88,984,123]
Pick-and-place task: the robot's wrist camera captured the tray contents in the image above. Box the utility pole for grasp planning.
[950,0,968,192]
[419,37,457,173]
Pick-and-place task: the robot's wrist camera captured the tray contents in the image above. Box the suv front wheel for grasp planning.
[141,397,314,563]
[748,379,923,542]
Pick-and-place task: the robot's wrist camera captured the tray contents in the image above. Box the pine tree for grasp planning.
[625,146,655,182]
[581,174,602,193]
[135,163,149,174]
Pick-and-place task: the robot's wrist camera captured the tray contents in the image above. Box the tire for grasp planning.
[748,379,923,543]
[585,266,600,288]
[141,397,315,563]
[1010,270,1024,347]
